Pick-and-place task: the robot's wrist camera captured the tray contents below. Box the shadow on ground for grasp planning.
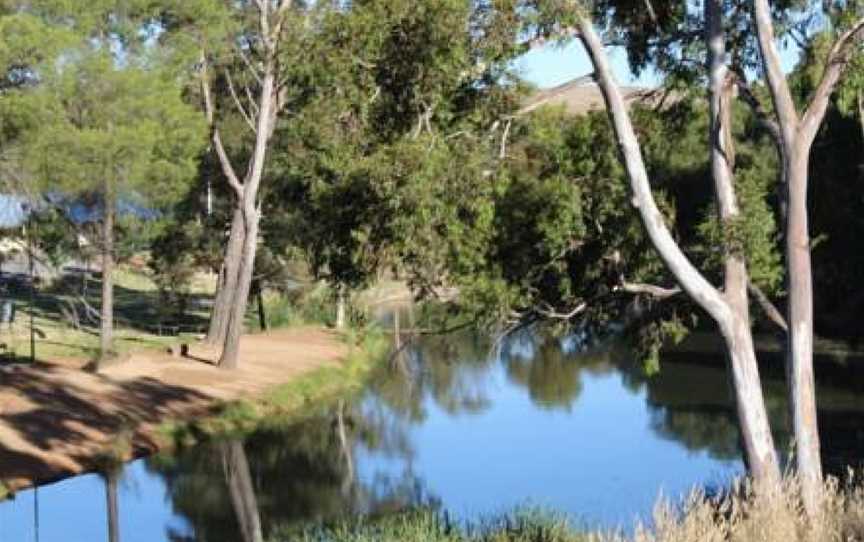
[0,362,214,489]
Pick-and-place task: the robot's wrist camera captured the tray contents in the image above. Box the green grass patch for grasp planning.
[272,508,589,542]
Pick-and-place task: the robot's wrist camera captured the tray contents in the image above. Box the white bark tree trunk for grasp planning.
[576,7,780,485]
[335,284,347,330]
[747,0,863,511]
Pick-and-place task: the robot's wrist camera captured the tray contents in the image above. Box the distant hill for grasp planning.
[520,76,661,116]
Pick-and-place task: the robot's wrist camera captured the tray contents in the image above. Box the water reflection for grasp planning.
[4,328,864,541]
[105,468,120,542]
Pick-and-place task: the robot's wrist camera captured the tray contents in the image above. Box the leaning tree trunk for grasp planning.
[220,440,264,542]
[577,8,781,485]
[207,206,245,345]
[98,192,115,367]
[785,151,822,493]
[219,207,259,369]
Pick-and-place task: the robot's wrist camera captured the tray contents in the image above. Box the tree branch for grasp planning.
[800,17,864,145]
[537,301,588,320]
[225,70,257,132]
[576,11,730,323]
[199,53,244,200]
[752,0,800,139]
[617,281,682,299]
[730,69,782,147]
[236,45,262,85]
[748,280,788,331]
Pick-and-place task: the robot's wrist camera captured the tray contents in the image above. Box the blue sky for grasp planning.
[517,40,802,90]
[516,41,660,89]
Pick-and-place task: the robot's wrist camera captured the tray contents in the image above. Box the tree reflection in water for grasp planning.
[146,327,864,540]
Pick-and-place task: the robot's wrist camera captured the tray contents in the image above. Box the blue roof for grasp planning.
[0,193,158,229]
[0,195,34,229]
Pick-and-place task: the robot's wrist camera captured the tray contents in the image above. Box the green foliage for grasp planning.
[265,0,525,298]
[19,51,205,205]
[273,508,587,542]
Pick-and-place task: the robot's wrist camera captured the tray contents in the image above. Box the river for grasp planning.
[2,327,864,541]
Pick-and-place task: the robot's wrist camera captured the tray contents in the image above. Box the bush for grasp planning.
[265,282,371,330]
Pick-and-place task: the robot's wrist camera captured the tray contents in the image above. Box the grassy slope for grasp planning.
[2,266,216,362]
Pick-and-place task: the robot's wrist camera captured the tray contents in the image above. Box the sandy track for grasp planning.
[0,327,346,492]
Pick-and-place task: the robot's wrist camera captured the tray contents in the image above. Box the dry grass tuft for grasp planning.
[600,475,864,542]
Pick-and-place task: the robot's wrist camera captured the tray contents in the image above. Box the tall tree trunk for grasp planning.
[207,206,245,345]
[220,440,264,542]
[105,469,120,542]
[335,283,347,330]
[577,9,780,485]
[706,1,781,484]
[216,48,277,369]
[749,0,852,511]
[219,209,259,369]
[98,192,115,367]
[254,278,267,331]
[786,152,822,493]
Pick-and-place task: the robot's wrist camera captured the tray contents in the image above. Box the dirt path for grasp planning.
[0,327,347,493]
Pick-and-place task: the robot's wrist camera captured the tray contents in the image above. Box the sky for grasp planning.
[517,40,802,90]
[515,41,660,89]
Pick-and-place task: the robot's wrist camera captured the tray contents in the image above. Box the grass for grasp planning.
[275,508,587,542]
[0,265,215,363]
[270,474,864,542]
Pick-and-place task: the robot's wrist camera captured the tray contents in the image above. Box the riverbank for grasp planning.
[665,331,864,368]
[276,476,864,542]
[0,326,384,497]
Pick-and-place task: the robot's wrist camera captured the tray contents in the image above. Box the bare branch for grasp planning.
[752,0,800,139]
[800,17,864,144]
[537,301,588,320]
[643,0,658,23]
[748,280,788,331]
[244,84,261,117]
[236,46,263,85]
[199,53,245,200]
[616,281,682,299]
[499,118,512,159]
[225,70,257,132]
[730,70,782,147]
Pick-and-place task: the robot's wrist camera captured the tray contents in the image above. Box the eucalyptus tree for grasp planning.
[265,0,524,325]
[165,0,323,368]
[751,0,864,505]
[490,0,784,485]
[506,0,864,503]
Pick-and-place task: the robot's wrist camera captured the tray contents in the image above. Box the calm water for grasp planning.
[3,329,864,541]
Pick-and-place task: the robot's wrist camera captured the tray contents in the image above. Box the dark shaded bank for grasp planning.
[664,331,864,371]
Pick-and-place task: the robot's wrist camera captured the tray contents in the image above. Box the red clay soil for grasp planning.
[0,327,346,493]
